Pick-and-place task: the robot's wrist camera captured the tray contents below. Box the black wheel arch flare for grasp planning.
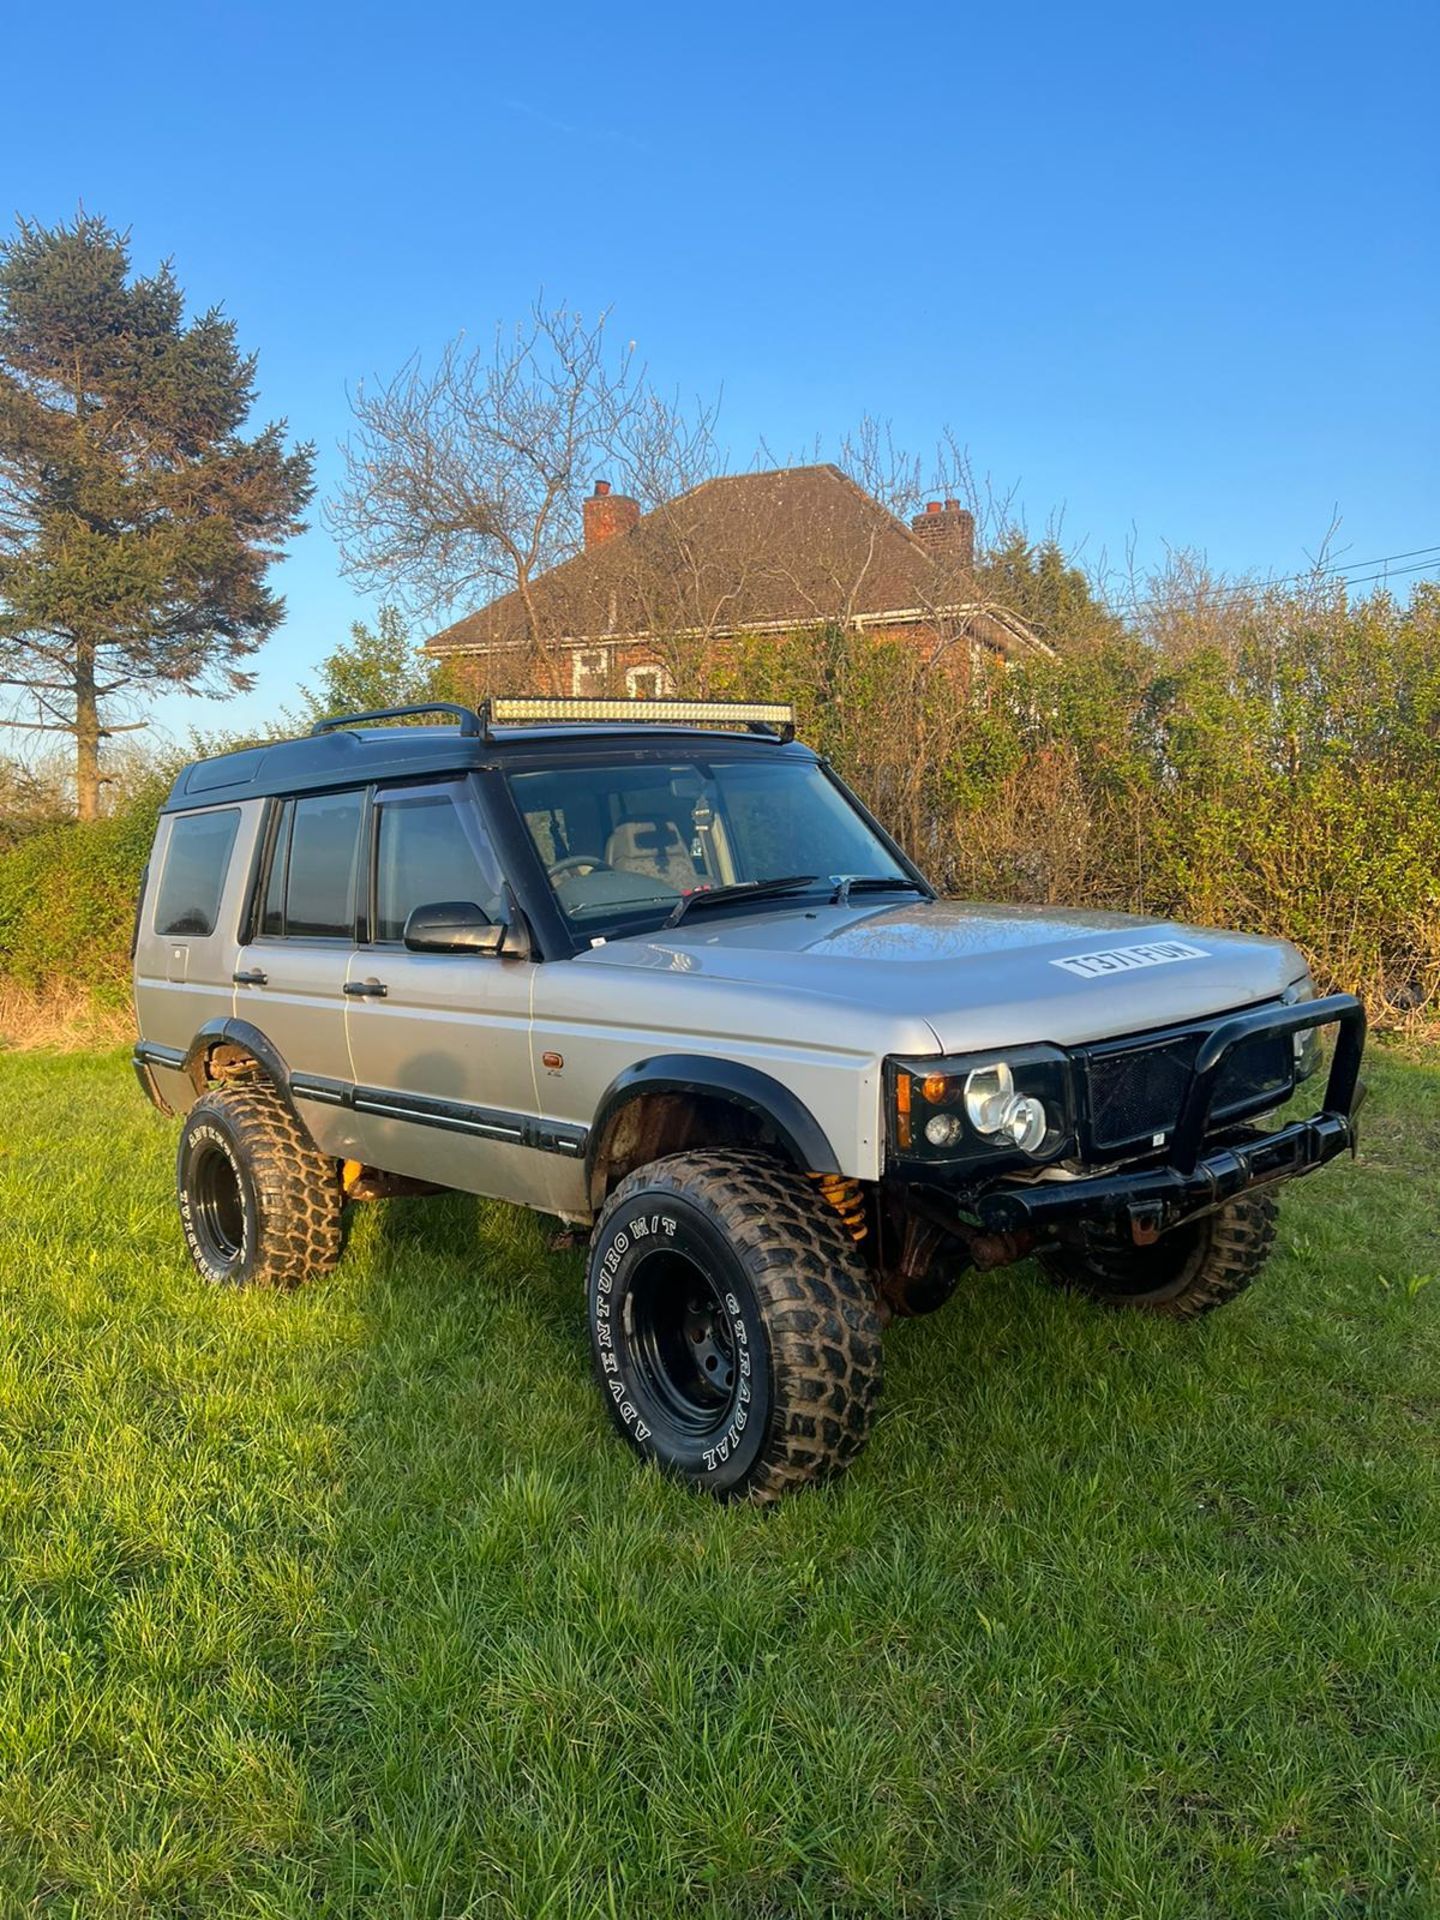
[586,1054,841,1207]
[181,1017,298,1110]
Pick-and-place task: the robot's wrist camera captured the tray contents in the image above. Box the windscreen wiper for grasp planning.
[665,874,819,928]
[830,875,932,907]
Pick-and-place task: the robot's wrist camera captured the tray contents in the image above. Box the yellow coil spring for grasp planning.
[810,1172,868,1243]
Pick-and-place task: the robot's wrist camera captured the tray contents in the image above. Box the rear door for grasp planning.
[341,779,555,1205]
[134,802,260,1101]
[231,787,369,1161]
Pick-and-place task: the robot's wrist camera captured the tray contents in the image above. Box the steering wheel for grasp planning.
[549,853,614,885]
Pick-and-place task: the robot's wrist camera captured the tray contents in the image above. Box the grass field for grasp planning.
[1,1047,1437,1918]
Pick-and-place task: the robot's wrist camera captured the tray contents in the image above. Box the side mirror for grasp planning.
[403,900,506,955]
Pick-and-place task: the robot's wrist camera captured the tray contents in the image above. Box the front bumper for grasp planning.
[975,992,1366,1243]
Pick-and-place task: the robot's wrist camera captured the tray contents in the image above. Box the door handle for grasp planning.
[233,968,268,986]
[343,979,388,998]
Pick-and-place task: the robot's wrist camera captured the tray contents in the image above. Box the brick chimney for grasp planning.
[911,498,975,574]
[583,479,640,550]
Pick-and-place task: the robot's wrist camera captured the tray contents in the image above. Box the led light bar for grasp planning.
[489,697,796,737]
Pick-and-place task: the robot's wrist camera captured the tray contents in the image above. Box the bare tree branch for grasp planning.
[329,297,722,690]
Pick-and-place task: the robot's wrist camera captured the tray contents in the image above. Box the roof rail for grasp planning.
[483,697,797,742]
[309,702,484,737]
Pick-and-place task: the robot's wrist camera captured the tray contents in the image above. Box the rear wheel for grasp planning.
[176,1082,342,1288]
[1041,1190,1278,1318]
[587,1150,884,1501]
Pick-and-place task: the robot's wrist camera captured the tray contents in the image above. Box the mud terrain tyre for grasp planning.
[1042,1190,1278,1318]
[176,1082,343,1288]
[587,1150,884,1501]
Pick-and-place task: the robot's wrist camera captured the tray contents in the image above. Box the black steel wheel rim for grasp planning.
[191,1141,246,1265]
[627,1247,738,1436]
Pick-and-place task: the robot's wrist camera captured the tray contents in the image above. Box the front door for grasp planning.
[341,780,554,1207]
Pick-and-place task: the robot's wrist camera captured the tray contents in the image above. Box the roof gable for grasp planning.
[427,463,1038,656]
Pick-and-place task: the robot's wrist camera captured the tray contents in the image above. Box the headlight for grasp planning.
[889,1045,1072,1166]
[1003,1094,1050,1153]
[963,1062,1015,1133]
[963,1064,1051,1151]
[1282,976,1322,1080]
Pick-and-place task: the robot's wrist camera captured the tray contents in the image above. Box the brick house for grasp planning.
[425,463,1045,696]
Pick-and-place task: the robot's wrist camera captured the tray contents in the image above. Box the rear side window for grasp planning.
[256,790,364,940]
[153,809,241,937]
[260,801,291,937]
[374,791,503,942]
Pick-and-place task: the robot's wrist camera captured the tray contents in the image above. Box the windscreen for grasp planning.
[508,754,909,933]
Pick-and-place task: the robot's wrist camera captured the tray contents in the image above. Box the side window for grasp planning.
[284,790,365,940]
[153,808,241,937]
[259,800,292,937]
[374,791,503,943]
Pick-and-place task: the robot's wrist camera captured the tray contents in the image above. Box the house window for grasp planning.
[625,664,672,699]
[572,647,610,696]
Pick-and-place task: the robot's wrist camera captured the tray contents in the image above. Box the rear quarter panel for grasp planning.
[133,801,266,1112]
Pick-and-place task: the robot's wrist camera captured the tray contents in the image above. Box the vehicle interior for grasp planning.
[508,752,907,925]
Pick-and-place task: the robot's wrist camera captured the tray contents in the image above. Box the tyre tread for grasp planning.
[1044,1189,1278,1319]
[181,1080,342,1287]
[597,1150,883,1501]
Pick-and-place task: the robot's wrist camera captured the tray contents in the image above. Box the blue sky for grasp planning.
[3,0,1436,747]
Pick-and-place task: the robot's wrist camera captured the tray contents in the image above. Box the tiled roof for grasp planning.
[427,463,1040,655]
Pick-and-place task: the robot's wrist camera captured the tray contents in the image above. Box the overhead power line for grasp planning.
[1101,543,1440,617]
[1314,559,1438,591]
[1330,543,1440,570]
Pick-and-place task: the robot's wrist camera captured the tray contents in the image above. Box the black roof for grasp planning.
[162,723,815,813]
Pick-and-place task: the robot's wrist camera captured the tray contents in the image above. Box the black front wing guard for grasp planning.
[975,993,1367,1244]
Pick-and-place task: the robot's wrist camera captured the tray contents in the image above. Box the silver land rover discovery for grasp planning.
[132,697,1366,1500]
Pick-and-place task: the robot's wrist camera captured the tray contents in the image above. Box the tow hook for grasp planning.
[1127,1200,1166,1246]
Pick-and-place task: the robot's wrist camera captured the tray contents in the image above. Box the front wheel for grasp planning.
[587,1151,884,1501]
[1041,1190,1278,1318]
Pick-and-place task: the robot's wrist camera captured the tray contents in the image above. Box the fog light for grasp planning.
[1000,1093,1049,1153]
[924,1112,965,1148]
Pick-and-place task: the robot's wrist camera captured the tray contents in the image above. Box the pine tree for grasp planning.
[977,533,1123,648]
[0,214,314,817]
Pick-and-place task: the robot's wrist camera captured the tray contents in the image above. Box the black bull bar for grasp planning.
[975,993,1367,1243]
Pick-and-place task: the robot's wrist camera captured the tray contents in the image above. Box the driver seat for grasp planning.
[605,817,701,888]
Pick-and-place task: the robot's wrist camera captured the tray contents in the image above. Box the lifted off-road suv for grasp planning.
[133,698,1365,1500]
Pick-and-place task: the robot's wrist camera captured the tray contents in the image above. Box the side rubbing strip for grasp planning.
[290,1074,349,1107]
[353,1088,525,1143]
[290,1074,586,1157]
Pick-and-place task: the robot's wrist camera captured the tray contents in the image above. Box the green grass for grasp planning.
[1,1049,1438,1918]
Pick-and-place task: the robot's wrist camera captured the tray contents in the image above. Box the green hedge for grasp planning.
[4,582,1438,1025]
[0,779,164,1004]
[712,583,1440,1021]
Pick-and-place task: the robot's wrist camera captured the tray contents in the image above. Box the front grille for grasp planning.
[1084,1022,1295,1155]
